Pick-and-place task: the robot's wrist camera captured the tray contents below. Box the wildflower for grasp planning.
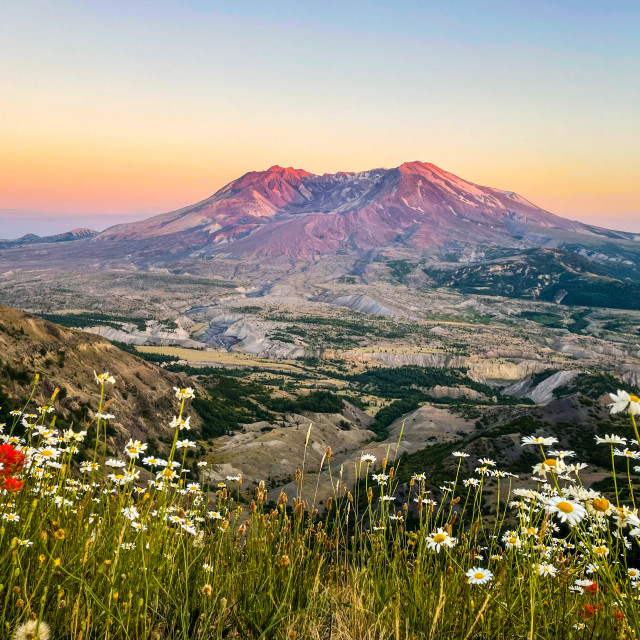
[95,412,115,420]
[592,545,609,556]
[142,456,166,467]
[573,623,586,630]
[533,458,566,476]
[521,436,558,446]
[629,568,640,580]
[173,387,195,400]
[595,434,626,445]
[94,371,116,385]
[463,478,480,487]
[3,477,24,493]
[13,619,51,640]
[548,449,575,458]
[426,528,456,552]
[361,454,377,464]
[3,513,19,522]
[63,429,87,442]
[124,440,148,459]
[613,505,639,528]
[37,405,54,415]
[0,444,25,476]
[176,440,196,449]
[372,473,389,485]
[80,462,100,473]
[586,497,613,518]
[226,475,242,482]
[197,461,208,467]
[466,567,493,585]
[613,448,640,460]
[121,506,140,521]
[105,459,126,468]
[478,458,496,466]
[502,532,522,549]
[547,496,586,526]
[412,473,426,481]
[537,562,557,577]
[170,416,191,430]
[452,451,469,457]
[121,542,136,550]
[609,390,640,416]
[203,563,213,572]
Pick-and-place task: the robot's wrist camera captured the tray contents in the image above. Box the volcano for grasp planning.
[96,161,635,258]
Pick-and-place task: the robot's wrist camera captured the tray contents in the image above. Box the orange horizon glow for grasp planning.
[1,2,639,232]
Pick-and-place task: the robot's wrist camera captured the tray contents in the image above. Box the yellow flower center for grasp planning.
[543,458,557,468]
[508,537,518,544]
[433,533,447,543]
[526,528,537,535]
[556,501,574,513]
[594,546,607,554]
[592,498,610,512]
[41,450,53,457]
[630,394,639,403]
[630,570,638,577]
[473,572,485,580]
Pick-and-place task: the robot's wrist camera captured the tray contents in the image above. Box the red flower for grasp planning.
[583,604,595,619]
[614,610,624,621]
[0,444,25,476]
[586,581,598,594]
[2,476,23,493]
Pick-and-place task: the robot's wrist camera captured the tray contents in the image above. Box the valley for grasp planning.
[1,160,639,505]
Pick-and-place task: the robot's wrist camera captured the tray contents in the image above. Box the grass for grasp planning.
[1,374,640,639]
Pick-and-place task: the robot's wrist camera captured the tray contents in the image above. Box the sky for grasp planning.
[1,0,639,237]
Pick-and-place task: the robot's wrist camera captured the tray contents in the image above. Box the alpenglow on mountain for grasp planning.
[97,161,636,258]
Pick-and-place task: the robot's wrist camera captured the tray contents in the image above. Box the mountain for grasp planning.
[0,228,98,249]
[96,161,638,259]
[0,304,200,446]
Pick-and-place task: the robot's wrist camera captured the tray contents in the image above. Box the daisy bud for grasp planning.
[325,446,332,460]
[202,584,213,598]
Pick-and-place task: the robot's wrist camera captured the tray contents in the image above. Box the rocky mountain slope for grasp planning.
[96,161,638,259]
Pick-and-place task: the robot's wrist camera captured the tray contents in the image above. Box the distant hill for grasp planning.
[0,228,98,249]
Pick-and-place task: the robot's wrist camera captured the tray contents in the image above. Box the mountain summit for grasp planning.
[97,161,630,258]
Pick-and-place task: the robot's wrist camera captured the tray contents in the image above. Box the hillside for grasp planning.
[0,304,200,445]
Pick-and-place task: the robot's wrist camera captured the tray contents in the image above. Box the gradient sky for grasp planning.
[1,0,639,237]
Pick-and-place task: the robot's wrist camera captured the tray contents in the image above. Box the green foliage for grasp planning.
[268,390,344,415]
[37,311,149,331]
[370,399,420,439]
[553,372,635,399]
[112,341,175,364]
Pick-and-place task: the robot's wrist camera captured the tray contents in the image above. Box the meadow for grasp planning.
[1,374,640,639]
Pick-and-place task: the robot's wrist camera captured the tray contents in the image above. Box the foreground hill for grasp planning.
[96,161,638,259]
[0,304,200,444]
